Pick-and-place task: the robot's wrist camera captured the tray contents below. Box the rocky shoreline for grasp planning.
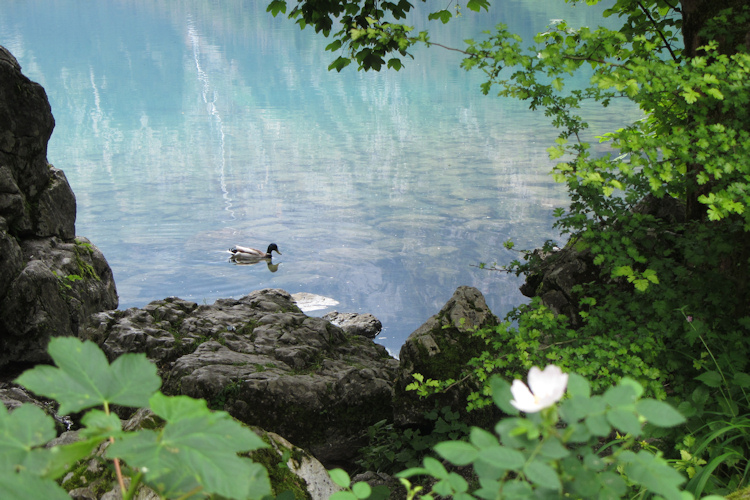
[0,45,504,498]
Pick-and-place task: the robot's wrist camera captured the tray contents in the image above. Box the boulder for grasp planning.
[519,244,598,326]
[323,311,382,339]
[82,289,399,467]
[394,286,499,428]
[0,45,117,368]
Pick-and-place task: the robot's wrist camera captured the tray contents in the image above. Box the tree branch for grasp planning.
[637,0,679,62]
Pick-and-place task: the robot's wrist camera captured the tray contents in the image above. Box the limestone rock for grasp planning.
[394,286,499,427]
[0,45,117,368]
[0,237,117,366]
[323,311,382,338]
[519,244,597,326]
[83,289,399,466]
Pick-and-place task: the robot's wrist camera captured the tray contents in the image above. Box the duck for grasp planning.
[228,243,282,260]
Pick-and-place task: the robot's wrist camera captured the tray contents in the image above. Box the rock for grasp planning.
[519,195,686,325]
[0,237,118,367]
[519,243,598,326]
[323,311,382,338]
[0,381,72,433]
[292,292,339,312]
[264,431,342,500]
[82,289,399,467]
[394,286,499,428]
[0,45,117,368]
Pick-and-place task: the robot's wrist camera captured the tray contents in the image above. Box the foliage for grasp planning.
[266,0,490,72]
[668,316,750,497]
[398,371,720,500]
[358,406,470,474]
[266,0,750,495]
[328,468,390,500]
[407,297,668,410]
[2,337,271,500]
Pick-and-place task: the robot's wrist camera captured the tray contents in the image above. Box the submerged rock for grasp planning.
[83,289,399,466]
[0,45,117,368]
[291,292,339,312]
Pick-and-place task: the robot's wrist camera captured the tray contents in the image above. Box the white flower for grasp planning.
[510,365,568,413]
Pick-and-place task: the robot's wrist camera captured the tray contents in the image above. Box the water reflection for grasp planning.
[0,0,636,353]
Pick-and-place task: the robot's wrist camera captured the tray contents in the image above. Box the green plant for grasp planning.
[328,468,390,500]
[1,337,271,499]
[53,271,83,293]
[667,313,750,497]
[397,367,719,500]
[406,299,668,411]
[358,406,470,474]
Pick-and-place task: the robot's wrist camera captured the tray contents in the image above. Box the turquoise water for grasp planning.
[1,0,634,354]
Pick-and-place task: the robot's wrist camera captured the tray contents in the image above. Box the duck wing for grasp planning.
[230,245,263,256]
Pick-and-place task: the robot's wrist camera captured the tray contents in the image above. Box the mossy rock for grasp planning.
[394,286,500,428]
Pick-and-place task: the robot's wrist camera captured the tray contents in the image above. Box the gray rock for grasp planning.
[0,237,118,366]
[83,289,399,466]
[394,286,499,427]
[34,167,76,239]
[323,311,382,338]
[0,45,117,368]
[0,382,72,433]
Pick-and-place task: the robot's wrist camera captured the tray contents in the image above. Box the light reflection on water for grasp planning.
[1,0,635,353]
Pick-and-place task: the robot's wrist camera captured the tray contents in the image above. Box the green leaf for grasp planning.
[619,450,685,500]
[0,470,71,500]
[477,445,525,470]
[427,10,452,24]
[352,481,372,499]
[469,427,499,449]
[423,456,449,479]
[539,437,570,459]
[603,384,637,407]
[109,394,269,499]
[524,459,561,491]
[635,399,686,427]
[79,409,124,440]
[266,0,286,16]
[16,337,161,414]
[732,372,750,388]
[448,472,469,493]
[566,373,590,398]
[20,439,100,480]
[330,492,358,500]
[618,377,644,399]
[466,0,490,12]
[585,413,611,437]
[434,441,478,466]
[490,376,519,415]
[606,408,642,436]
[329,468,352,488]
[0,403,56,470]
[695,371,722,388]
[328,56,352,72]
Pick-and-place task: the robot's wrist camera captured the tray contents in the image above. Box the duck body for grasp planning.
[229,243,282,260]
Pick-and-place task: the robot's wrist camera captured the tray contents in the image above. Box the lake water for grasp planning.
[1,0,633,354]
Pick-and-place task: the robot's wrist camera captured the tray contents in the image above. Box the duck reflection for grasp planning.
[229,255,280,272]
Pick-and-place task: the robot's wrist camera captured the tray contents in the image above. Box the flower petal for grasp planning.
[510,380,542,413]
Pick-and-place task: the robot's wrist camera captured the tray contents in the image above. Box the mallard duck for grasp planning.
[228,243,282,260]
